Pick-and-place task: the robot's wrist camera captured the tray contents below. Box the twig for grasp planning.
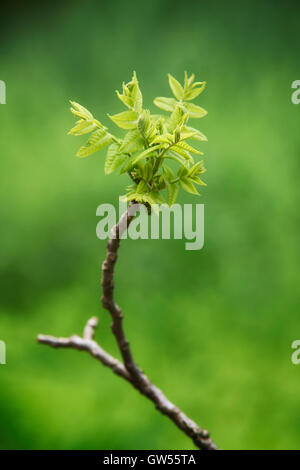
[37,329,131,382]
[37,201,218,450]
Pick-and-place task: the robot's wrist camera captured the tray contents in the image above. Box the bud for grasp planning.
[143,162,153,181]
[174,127,181,143]
[122,82,130,97]
[137,110,149,135]
[157,118,164,135]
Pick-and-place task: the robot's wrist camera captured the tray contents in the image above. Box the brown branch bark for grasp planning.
[37,201,218,450]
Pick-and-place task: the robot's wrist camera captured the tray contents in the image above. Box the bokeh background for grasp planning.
[1,0,300,450]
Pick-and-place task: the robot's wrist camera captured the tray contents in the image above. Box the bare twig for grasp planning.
[37,201,218,450]
[101,201,142,379]
[37,330,131,382]
[83,316,99,340]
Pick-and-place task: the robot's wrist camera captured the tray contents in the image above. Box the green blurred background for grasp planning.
[0,0,300,450]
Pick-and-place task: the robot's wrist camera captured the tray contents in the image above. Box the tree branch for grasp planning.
[37,201,218,450]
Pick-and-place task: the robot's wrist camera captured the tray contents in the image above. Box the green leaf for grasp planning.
[120,130,144,152]
[166,182,179,206]
[162,164,175,180]
[168,74,184,100]
[178,165,189,178]
[167,105,186,133]
[179,176,199,195]
[184,72,195,89]
[70,101,94,120]
[120,191,163,209]
[109,110,139,129]
[143,191,166,205]
[70,71,207,205]
[184,102,207,118]
[130,71,143,112]
[153,97,177,112]
[136,179,148,193]
[164,151,187,165]
[184,82,206,101]
[132,144,165,164]
[183,73,206,100]
[137,110,151,136]
[104,143,127,174]
[119,155,136,174]
[116,90,133,109]
[175,140,203,154]
[178,130,198,141]
[142,161,153,181]
[154,116,166,135]
[151,133,173,145]
[133,88,143,113]
[184,126,208,142]
[115,72,143,112]
[68,119,99,136]
[137,110,157,143]
[119,191,138,202]
[77,129,112,158]
[189,160,206,176]
[172,145,194,161]
[190,175,207,186]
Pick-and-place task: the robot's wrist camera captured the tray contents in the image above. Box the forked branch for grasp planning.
[37,202,218,450]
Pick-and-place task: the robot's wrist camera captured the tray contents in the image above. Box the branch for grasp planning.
[101,201,142,379]
[37,202,218,450]
[38,320,130,383]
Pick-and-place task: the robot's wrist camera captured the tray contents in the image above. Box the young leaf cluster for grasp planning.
[69,72,208,206]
